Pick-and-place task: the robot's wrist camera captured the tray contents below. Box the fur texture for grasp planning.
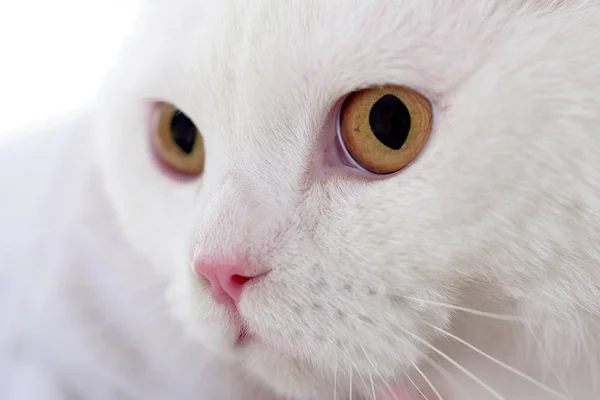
[2,0,600,399]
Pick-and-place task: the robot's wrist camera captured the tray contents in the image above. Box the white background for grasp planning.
[0,0,139,135]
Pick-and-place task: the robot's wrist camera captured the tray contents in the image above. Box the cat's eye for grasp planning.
[337,85,432,174]
[152,102,205,175]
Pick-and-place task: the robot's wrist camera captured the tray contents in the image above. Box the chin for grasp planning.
[241,345,332,400]
[165,279,325,398]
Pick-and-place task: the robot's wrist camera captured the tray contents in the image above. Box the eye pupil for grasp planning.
[170,110,197,154]
[368,94,411,150]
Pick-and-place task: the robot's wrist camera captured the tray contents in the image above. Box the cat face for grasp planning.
[95,0,599,398]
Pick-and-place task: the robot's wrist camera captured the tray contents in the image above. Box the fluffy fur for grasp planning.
[1,0,600,399]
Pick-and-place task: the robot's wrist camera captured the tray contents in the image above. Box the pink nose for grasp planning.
[194,261,267,307]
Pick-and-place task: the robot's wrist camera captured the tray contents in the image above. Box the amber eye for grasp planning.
[337,85,432,174]
[152,102,204,175]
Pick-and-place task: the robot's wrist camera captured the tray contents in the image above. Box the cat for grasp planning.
[1,0,600,399]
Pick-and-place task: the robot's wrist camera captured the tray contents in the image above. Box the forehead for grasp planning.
[130,0,578,104]
[132,0,515,104]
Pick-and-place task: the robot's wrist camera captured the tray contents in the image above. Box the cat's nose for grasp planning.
[194,261,268,307]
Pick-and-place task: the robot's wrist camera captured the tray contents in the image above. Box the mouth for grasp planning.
[235,324,255,346]
[232,311,259,347]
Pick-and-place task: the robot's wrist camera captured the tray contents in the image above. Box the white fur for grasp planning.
[2,0,600,399]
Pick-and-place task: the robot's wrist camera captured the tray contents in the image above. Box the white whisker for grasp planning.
[400,296,524,321]
[369,371,377,400]
[359,346,400,400]
[399,326,506,400]
[424,321,571,400]
[353,315,439,400]
[523,320,574,400]
[411,360,444,400]
[405,373,429,400]
[349,367,353,400]
[421,354,459,390]
[333,359,338,400]
[357,369,371,397]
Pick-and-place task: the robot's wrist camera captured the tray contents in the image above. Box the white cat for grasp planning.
[1,0,600,399]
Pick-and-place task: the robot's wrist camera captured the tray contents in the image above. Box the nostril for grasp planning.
[194,261,270,307]
[230,274,252,287]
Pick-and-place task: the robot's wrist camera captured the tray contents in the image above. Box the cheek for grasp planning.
[242,235,455,376]
[95,101,200,275]
[234,178,464,373]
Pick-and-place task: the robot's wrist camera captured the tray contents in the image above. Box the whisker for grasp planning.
[411,360,444,400]
[399,326,506,400]
[352,315,441,400]
[333,359,338,400]
[424,321,571,400]
[420,354,459,392]
[369,371,377,400]
[523,319,574,400]
[400,296,524,321]
[404,373,429,400]
[359,346,400,400]
[349,367,353,400]
[357,368,371,397]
